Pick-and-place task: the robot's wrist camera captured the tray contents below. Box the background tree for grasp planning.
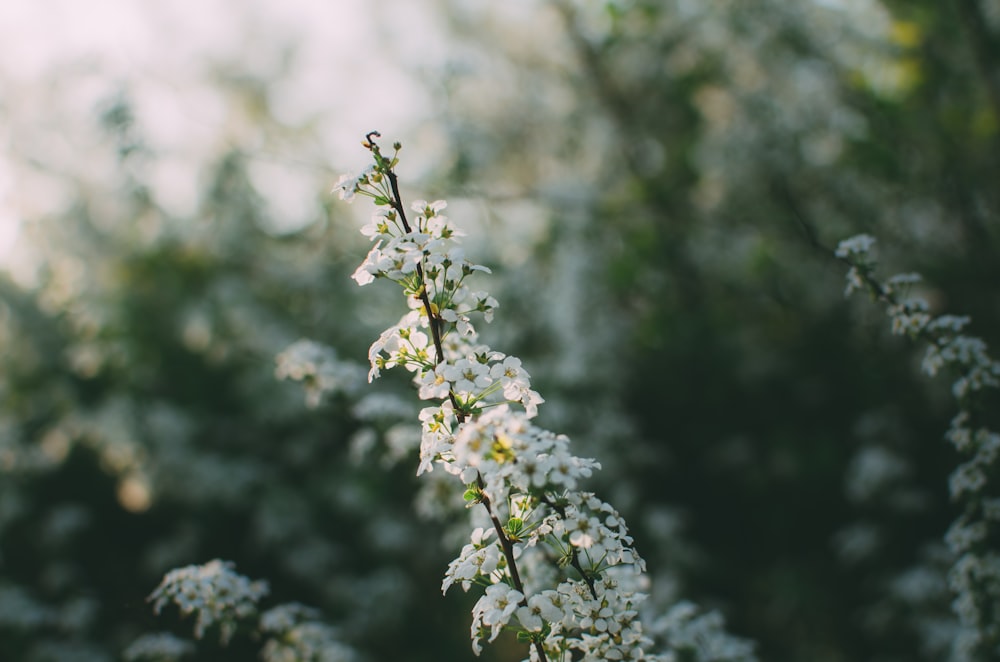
[420,1,1000,660]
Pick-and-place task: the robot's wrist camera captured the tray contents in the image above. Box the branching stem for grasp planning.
[365,133,547,662]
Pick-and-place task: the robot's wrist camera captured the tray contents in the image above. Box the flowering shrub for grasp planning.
[147,559,269,644]
[837,235,1000,661]
[332,132,753,661]
[130,560,357,662]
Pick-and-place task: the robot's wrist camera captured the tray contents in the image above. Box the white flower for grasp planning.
[148,560,269,644]
[443,528,500,593]
[471,583,524,646]
[473,291,499,322]
[417,404,456,475]
[442,357,492,397]
[352,243,386,286]
[123,632,196,661]
[274,340,365,407]
[835,233,876,258]
[331,166,373,202]
[844,265,865,296]
[259,602,320,632]
[360,208,394,240]
[410,198,447,216]
[568,514,601,550]
[490,356,526,396]
[886,272,922,289]
[440,308,476,336]
[417,365,452,400]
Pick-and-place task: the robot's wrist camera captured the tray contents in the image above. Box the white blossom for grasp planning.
[471,583,524,647]
[275,340,365,407]
[443,527,501,593]
[331,167,373,202]
[123,632,196,661]
[835,233,876,258]
[148,560,269,644]
[839,233,1000,656]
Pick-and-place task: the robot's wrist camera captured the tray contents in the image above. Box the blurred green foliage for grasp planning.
[1,0,999,660]
[429,1,999,660]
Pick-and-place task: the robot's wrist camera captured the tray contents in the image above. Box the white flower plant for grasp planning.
[129,133,756,662]
[836,235,1000,660]
[131,559,358,662]
[334,132,659,661]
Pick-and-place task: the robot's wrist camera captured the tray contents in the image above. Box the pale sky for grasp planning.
[0,0,448,264]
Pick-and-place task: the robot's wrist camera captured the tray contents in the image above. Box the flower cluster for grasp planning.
[259,603,358,662]
[141,561,357,661]
[837,234,1000,660]
[649,602,759,661]
[148,559,269,644]
[123,632,196,661]
[275,339,366,408]
[337,134,658,661]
